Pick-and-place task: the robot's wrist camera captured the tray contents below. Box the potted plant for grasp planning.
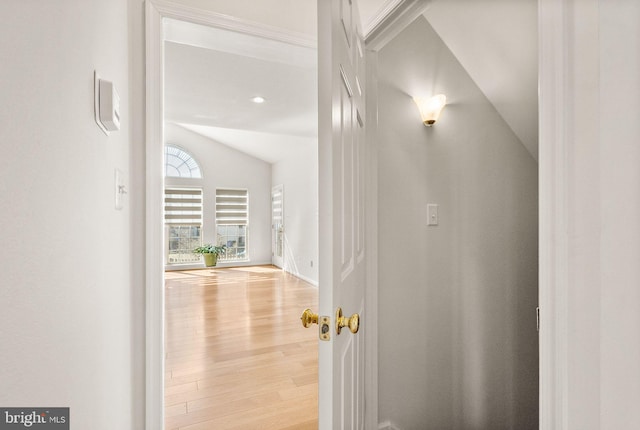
[192,244,226,267]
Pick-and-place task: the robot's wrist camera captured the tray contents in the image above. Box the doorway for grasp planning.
[145,3,321,429]
[372,6,540,430]
[162,22,319,430]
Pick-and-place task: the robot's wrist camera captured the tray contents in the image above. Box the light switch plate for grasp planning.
[427,204,439,226]
[115,169,125,210]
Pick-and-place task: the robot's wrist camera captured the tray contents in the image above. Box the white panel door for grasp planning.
[318,0,367,428]
[271,184,284,268]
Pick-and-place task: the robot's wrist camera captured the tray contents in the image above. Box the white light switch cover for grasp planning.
[115,169,125,210]
[427,204,439,226]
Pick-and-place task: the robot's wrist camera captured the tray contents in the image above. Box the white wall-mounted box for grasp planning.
[94,71,120,135]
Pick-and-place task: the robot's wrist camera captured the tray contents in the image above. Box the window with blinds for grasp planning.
[215,188,249,262]
[165,188,203,264]
[165,145,202,178]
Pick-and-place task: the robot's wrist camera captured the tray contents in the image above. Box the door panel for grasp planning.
[340,0,353,47]
[340,67,355,279]
[318,0,366,428]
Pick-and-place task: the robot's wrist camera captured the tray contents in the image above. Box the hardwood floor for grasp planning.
[164,266,319,430]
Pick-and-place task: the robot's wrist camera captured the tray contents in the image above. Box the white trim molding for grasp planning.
[364,0,431,50]
[538,0,570,429]
[363,0,404,36]
[364,48,380,430]
[145,3,165,429]
[149,0,316,48]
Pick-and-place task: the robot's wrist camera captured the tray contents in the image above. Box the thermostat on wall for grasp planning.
[94,71,120,135]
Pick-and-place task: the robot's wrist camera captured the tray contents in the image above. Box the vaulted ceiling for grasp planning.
[164,0,538,163]
[163,18,318,163]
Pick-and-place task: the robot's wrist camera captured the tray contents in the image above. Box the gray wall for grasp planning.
[377,17,538,429]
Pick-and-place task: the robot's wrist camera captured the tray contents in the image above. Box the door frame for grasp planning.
[537,0,569,428]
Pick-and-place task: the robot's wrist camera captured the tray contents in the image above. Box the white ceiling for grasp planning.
[164,19,318,163]
[164,37,317,137]
[164,0,538,163]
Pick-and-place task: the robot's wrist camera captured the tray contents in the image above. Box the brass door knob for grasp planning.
[336,307,360,334]
[300,308,319,328]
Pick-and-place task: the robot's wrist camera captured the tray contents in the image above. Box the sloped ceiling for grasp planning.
[424,0,538,160]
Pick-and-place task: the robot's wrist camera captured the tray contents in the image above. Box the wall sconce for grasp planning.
[413,94,446,126]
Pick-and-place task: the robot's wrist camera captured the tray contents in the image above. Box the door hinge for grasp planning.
[536,306,540,332]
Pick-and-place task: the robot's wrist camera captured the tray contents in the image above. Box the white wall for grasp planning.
[272,142,319,285]
[165,123,273,267]
[598,2,640,426]
[0,0,144,428]
[376,17,538,429]
[550,1,640,428]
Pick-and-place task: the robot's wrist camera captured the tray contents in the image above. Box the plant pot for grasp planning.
[203,253,218,267]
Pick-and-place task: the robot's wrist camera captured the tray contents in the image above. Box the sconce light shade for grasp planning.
[413,94,447,126]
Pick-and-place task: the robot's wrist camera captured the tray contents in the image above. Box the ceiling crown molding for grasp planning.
[363,0,404,36]
[365,0,432,50]
[150,0,316,49]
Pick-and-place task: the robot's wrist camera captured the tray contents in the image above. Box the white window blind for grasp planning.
[215,189,248,225]
[165,188,203,225]
[216,189,249,262]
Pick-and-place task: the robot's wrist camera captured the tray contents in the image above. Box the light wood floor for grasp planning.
[164,266,319,430]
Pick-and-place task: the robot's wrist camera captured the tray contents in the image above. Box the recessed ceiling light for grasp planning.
[251,96,265,104]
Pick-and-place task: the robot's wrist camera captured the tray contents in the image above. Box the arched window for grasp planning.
[165,145,202,178]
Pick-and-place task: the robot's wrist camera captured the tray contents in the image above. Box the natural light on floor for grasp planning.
[164,265,319,430]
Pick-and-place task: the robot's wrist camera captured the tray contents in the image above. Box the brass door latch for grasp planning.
[301,309,331,341]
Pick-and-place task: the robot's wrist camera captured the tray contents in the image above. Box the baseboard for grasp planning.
[285,270,319,287]
[378,421,401,430]
[164,263,202,271]
[215,260,272,269]
[164,260,274,271]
